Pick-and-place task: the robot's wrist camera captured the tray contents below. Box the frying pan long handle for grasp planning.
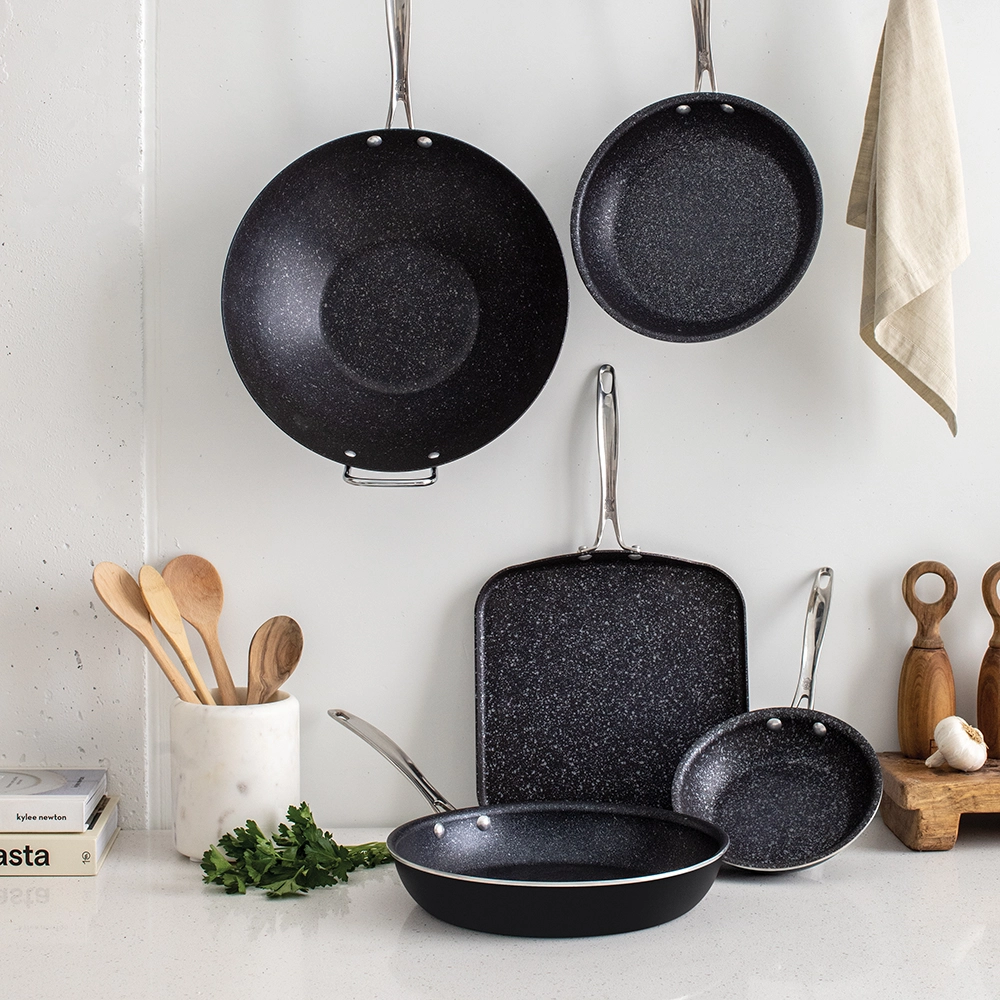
[579,365,639,557]
[691,0,717,93]
[385,0,414,128]
[791,568,834,710]
[328,709,456,813]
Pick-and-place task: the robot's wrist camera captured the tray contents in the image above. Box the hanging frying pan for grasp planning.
[328,709,728,937]
[672,568,883,871]
[475,365,747,809]
[222,0,567,486]
[571,0,822,343]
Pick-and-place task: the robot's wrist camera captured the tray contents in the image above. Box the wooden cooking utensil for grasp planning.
[92,562,198,704]
[247,616,303,705]
[161,555,238,706]
[978,562,1000,759]
[898,560,957,759]
[138,565,216,705]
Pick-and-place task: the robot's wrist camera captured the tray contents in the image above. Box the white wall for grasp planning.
[3,1,998,830]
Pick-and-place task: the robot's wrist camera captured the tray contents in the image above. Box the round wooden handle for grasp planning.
[902,561,957,649]
[983,562,1000,648]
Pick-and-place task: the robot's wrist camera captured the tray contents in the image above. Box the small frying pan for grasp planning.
[571,0,822,342]
[328,709,728,938]
[672,569,882,871]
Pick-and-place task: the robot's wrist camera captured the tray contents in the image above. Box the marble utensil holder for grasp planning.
[170,687,300,860]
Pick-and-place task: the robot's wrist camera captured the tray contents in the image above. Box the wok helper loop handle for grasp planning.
[791,568,833,710]
[691,0,717,93]
[328,709,456,813]
[385,0,414,128]
[579,365,639,557]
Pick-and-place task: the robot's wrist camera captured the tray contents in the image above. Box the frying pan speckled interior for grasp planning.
[221,1,567,482]
[672,569,883,871]
[475,366,747,809]
[571,2,822,343]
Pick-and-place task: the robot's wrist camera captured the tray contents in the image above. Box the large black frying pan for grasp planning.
[475,365,746,809]
[672,569,883,871]
[328,709,728,938]
[222,0,567,486]
[571,0,822,343]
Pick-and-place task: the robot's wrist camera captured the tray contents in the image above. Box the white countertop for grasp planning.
[2,817,999,1000]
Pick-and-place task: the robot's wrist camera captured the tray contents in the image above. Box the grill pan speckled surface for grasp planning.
[570,0,822,343]
[329,709,728,938]
[221,0,567,484]
[475,366,747,810]
[672,568,883,871]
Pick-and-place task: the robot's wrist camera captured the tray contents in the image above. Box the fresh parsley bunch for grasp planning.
[201,802,392,897]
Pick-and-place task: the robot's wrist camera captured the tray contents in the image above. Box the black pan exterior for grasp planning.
[475,550,747,809]
[672,707,882,871]
[572,92,822,342]
[387,802,728,937]
[222,129,568,472]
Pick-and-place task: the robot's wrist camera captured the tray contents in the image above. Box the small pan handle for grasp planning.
[385,0,414,129]
[579,365,640,557]
[343,465,437,488]
[691,0,718,93]
[791,568,834,710]
[328,709,456,813]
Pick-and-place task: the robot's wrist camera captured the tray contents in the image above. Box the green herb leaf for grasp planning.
[200,802,392,897]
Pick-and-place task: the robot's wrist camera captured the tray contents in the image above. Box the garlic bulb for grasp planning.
[924,716,988,772]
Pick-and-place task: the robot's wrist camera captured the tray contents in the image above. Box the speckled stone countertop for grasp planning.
[2,818,998,999]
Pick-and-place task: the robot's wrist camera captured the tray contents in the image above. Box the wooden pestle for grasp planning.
[978,562,1000,759]
[898,561,957,759]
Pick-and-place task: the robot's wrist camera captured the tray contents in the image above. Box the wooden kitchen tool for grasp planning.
[878,752,1000,850]
[92,562,198,704]
[897,561,957,759]
[977,562,1000,758]
[161,555,238,706]
[138,565,216,705]
[246,616,303,705]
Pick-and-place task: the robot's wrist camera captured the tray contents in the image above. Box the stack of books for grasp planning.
[0,769,120,875]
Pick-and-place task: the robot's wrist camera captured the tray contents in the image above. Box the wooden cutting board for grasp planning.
[879,751,1000,850]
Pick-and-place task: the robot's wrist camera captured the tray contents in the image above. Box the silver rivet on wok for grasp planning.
[813,722,828,736]
[476,815,491,830]
[433,822,445,839]
[721,104,735,113]
[417,135,433,148]
[366,135,382,146]
[676,105,691,115]
[766,718,782,732]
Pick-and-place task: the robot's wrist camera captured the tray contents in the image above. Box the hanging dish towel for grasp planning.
[847,0,969,436]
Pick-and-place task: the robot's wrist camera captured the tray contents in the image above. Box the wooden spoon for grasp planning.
[161,555,238,706]
[92,562,198,704]
[138,565,216,705]
[247,616,303,705]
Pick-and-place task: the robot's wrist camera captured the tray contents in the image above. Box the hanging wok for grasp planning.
[571,0,822,343]
[222,0,568,486]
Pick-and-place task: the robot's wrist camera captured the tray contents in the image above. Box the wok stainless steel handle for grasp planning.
[385,0,414,128]
[691,0,717,93]
[328,708,456,813]
[343,465,437,488]
[579,365,639,557]
[791,568,834,710]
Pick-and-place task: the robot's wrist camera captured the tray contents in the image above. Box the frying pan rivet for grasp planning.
[476,815,491,830]
[345,449,357,458]
[417,136,433,148]
[433,822,446,838]
[676,105,691,115]
[766,718,783,731]
[366,135,382,146]
[813,722,828,737]
[428,451,440,460]
[721,104,735,114]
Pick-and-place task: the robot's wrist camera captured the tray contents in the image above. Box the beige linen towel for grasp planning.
[847,0,969,436]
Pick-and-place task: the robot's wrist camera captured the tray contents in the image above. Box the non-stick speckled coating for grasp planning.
[572,92,822,342]
[387,801,728,937]
[222,128,567,473]
[671,708,882,871]
[476,549,747,809]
